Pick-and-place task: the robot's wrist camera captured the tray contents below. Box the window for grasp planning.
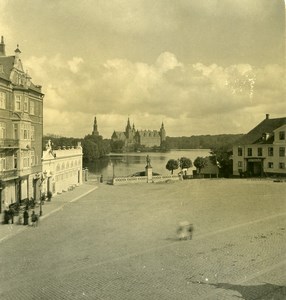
[30,101,35,115]
[279,147,285,157]
[0,122,6,139]
[268,162,273,168]
[279,131,285,140]
[279,162,285,169]
[31,126,35,141]
[268,147,273,156]
[0,154,6,171]
[247,148,252,156]
[0,92,6,109]
[238,161,242,167]
[24,97,29,112]
[257,148,263,156]
[13,153,17,169]
[15,95,21,111]
[21,123,30,140]
[22,151,30,168]
[238,147,242,156]
[13,124,18,139]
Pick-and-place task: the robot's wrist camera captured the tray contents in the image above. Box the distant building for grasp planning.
[42,141,83,196]
[0,36,44,213]
[233,114,286,177]
[92,116,99,136]
[111,118,166,150]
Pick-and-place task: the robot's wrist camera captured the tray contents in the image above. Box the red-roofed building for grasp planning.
[0,36,44,214]
[233,114,286,177]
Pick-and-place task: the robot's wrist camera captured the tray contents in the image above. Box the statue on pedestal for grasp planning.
[146,155,151,168]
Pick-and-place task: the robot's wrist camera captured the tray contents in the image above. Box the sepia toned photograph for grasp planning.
[0,0,285,299]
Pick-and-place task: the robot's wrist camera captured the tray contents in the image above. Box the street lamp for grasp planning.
[36,171,47,217]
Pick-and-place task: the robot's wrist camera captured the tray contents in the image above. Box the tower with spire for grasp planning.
[92,116,99,136]
[159,122,166,145]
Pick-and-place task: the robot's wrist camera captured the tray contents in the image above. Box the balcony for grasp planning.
[0,139,31,150]
[0,169,18,180]
[0,139,20,149]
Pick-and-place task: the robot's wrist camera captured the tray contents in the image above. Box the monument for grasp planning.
[145,155,153,183]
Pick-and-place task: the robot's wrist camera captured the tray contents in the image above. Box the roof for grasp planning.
[0,55,14,81]
[0,55,43,94]
[234,117,286,145]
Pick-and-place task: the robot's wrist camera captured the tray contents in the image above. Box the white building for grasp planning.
[233,114,286,177]
[42,141,83,196]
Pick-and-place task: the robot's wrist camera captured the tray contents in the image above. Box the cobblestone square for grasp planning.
[0,179,285,299]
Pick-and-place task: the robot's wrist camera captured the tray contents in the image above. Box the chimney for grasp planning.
[0,36,6,56]
[266,114,270,119]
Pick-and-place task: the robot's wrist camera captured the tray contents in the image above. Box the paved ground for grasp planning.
[0,178,285,299]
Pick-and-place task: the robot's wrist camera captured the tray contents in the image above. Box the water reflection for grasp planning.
[84,149,211,180]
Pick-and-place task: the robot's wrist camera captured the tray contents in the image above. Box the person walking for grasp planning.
[23,209,29,225]
[8,207,15,224]
[31,211,38,227]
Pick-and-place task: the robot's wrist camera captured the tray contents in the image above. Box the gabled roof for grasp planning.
[234,117,286,145]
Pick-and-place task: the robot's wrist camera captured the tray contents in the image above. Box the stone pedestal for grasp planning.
[145,166,153,183]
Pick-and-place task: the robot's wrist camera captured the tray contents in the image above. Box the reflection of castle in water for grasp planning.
[111,117,166,150]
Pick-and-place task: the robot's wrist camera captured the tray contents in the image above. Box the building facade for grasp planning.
[0,37,44,213]
[233,114,286,177]
[42,141,83,196]
[111,118,166,150]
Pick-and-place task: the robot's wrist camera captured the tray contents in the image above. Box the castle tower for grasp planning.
[159,122,166,144]
[125,117,132,138]
[92,116,99,136]
[0,36,5,56]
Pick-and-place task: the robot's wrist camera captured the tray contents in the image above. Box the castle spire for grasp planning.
[92,116,99,136]
[0,35,6,56]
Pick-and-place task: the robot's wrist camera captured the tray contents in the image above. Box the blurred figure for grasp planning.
[31,211,39,227]
[177,221,194,240]
[23,209,29,225]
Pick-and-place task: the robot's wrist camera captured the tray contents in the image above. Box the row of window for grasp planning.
[238,147,285,157]
[0,151,37,171]
[0,91,37,115]
[237,161,285,169]
[55,171,78,182]
[55,160,82,172]
[0,122,35,140]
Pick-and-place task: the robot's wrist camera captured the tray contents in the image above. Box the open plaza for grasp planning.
[0,178,285,299]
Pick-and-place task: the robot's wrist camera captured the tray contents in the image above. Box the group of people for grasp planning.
[3,207,39,227]
[22,210,39,227]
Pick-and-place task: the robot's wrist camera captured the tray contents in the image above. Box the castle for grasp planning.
[111,118,166,150]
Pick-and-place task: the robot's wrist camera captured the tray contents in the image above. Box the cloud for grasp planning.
[26,50,284,137]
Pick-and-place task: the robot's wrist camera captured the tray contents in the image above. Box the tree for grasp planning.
[210,146,233,178]
[166,159,179,174]
[179,157,192,175]
[194,157,208,174]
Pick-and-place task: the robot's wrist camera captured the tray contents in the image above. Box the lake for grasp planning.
[84,149,211,180]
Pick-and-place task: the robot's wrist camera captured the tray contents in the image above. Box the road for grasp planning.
[0,179,285,299]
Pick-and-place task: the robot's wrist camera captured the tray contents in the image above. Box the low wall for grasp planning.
[112,174,180,185]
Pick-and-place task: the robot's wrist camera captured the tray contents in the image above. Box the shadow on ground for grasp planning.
[190,281,286,299]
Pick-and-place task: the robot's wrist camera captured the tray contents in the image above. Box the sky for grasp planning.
[1,0,285,138]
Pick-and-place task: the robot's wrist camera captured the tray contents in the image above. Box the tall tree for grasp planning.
[210,146,233,178]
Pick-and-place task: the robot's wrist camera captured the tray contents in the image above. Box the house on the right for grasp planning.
[233,114,286,177]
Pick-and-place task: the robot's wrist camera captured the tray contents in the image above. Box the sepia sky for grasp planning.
[0,0,285,138]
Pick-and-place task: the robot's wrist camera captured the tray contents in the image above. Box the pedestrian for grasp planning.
[8,207,15,224]
[177,221,194,240]
[31,211,38,227]
[23,209,29,225]
[3,209,10,224]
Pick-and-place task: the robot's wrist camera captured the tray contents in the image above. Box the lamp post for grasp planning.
[38,171,47,217]
[0,180,3,214]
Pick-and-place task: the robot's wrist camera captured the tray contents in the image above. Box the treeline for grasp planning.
[166,134,243,150]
